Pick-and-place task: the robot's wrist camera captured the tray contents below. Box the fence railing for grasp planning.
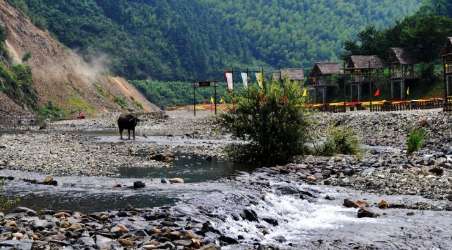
[309,98,446,113]
[445,96,452,112]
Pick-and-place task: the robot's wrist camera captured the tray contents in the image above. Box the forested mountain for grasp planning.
[7,0,421,81]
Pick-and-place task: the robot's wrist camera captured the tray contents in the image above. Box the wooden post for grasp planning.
[214,82,217,115]
[444,55,448,110]
[193,83,196,117]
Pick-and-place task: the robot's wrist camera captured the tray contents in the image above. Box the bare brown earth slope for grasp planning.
[0,0,158,116]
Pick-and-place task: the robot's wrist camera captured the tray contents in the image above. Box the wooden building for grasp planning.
[273,68,305,86]
[387,47,417,100]
[308,62,343,104]
[441,37,452,111]
[344,55,384,102]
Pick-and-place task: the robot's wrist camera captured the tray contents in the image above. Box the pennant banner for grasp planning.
[241,72,248,88]
[302,88,308,97]
[374,88,381,97]
[256,72,264,89]
[225,72,234,91]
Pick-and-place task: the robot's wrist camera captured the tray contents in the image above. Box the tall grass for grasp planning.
[407,128,427,154]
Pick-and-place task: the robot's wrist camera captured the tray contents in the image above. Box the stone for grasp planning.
[274,235,287,243]
[12,232,24,240]
[355,200,369,208]
[111,224,129,234]
[78,236,95,247]
[158,242,176,249]
[262,217,278,226]
[219,235,239,244]
[200,244,220,250]
[5,220,17,228]
[306,175,317,182]
[69,223,83,231]
[150,152,175,163]
[169,178,184,184]
[118,238,134,247]
[95,235,114,249]
[133,181,146,189]
[343,199,368,208]
[276,186,300,195]
[357,208,379,218]
[429,167,444,176]
[143,244,159,250]
[0,240,33,250]
[32,219,51,230]
[54,212,71,219]
[343,199,358,208]
[324,195,335,200]
[240,209,259,222]
[42,176,58,186]
[378,200,389,209]
[446,194,452,202]
[174,239,192,247]
[191,238,202,248]
[167,230,182,240]
[13,207,37,216]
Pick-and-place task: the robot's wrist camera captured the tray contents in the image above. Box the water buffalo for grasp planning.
[117,114,139,140]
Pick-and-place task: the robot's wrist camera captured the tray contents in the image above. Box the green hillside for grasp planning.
[7,0,421,81]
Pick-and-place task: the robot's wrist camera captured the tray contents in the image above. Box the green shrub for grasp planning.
[22,52,32,62]
[38,101,65,121]
[0,180,18,211]
[407,127,427,154]
[320,126,361,156]
[0,63,38,109]
[95,83,109,98]
[221,79,309,165]
[114,96,128,109]
[67,96,95,115]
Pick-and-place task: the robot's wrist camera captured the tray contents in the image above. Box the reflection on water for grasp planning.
[119,154,254,183]
[0,154,254,213]
[12,192,177,213]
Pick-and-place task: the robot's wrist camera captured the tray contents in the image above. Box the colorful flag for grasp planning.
[241,72,248,88]
[302,88,308,97]
[256,72,264,89]
[210,96,215,104]
[406,87,410,96]
[374,88,381,97]
[220,96,225,104]
[225,72,233,91]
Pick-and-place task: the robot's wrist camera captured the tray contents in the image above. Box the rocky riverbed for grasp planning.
[0,109,451,249]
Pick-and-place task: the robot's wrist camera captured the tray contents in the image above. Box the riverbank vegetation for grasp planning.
[0,25,37,110]
[222,79,309,164]
[407,127,427,154]
[320,126,362,157]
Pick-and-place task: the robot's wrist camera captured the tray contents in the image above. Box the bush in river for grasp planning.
[406,127,427,154]
[319,125,361,156]
[221,79,309,165]
[0,180,17,211]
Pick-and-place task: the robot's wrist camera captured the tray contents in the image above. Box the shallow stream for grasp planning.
[1,134,451,248]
